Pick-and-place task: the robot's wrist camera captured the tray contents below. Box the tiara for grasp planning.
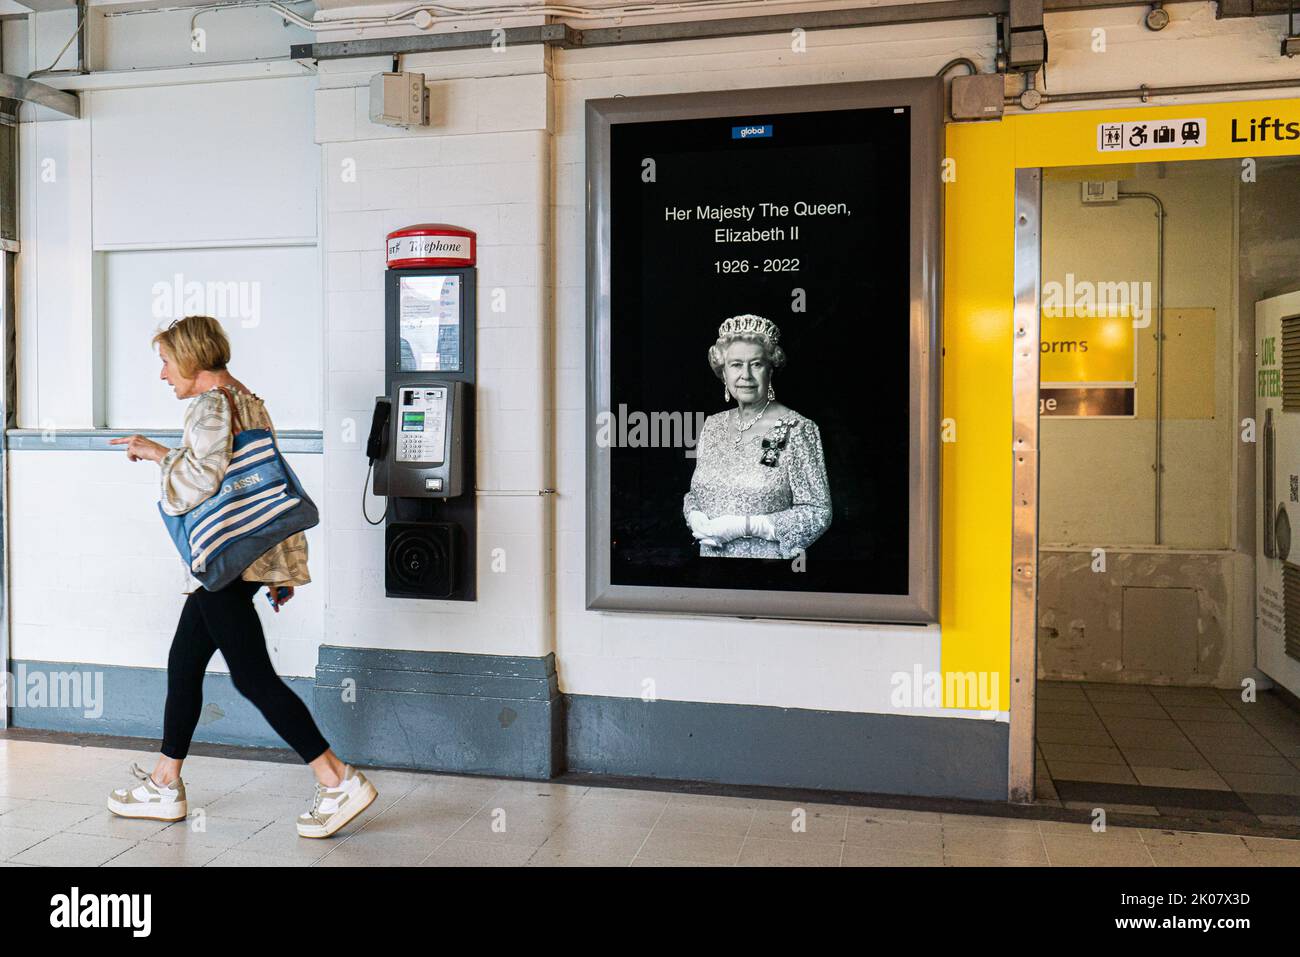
[717,314,781,342]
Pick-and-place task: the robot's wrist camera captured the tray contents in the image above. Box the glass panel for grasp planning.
[397,274,462,372]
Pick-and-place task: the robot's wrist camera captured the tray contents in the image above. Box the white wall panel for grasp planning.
[90,76,319,248]
[7,450,326,675]
[17,117,96,430]
[102,244,322,429]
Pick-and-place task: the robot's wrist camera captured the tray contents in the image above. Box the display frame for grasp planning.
[384,266,477,381]
[585,78,944,623]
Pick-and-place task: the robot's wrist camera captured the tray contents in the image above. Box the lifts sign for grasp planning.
[1231,115,1300,143]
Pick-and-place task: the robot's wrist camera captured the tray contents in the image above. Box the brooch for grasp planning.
[759,418,792,467]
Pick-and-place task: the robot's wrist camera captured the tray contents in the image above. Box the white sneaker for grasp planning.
[107,762,188,821]
[296,765,378,838]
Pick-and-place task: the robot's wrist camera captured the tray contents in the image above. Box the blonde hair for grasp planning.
[151,316,231,378]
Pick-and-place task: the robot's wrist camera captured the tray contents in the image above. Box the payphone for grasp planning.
[365,224,477,600]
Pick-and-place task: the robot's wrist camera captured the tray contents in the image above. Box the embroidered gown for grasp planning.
[682,409,832,559]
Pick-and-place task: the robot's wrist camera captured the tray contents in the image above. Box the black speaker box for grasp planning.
[385,522,460,599]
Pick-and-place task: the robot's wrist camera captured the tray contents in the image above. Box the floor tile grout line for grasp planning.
[413,789,499,865]
[627,795,671,867]
[521,783,588,866]
[732,806,757,866]
[1142,683,1232,789]
[416,782,595,866]
[1157,689,1288,792]
[98,837,144,867]
[1045,687,1132,792]
[316,776,424,862]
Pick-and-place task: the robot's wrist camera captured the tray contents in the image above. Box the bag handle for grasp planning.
[218,387,244,437]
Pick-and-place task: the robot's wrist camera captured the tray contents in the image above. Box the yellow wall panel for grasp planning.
[941,119,1016,710]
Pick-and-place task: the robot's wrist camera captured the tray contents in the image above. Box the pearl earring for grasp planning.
[724,384,731,402]
[767,385,776,401]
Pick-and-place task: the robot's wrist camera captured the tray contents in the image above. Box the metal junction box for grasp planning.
[369,71,430,128]
[950,73,1006,121]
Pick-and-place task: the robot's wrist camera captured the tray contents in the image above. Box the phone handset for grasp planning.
[363,397,392,525]
[366,397,392,464]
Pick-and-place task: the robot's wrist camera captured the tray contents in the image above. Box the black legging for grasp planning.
[161,578,330,763]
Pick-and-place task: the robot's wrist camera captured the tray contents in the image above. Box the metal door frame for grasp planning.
[1009,167,1042,803]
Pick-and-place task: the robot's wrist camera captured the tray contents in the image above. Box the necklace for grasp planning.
[732,399,770,445]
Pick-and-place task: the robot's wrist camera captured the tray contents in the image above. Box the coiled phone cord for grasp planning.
[361,461,389,526]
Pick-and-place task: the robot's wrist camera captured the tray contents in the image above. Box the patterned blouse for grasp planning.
[683,409,832,559]
[158,386,311,589]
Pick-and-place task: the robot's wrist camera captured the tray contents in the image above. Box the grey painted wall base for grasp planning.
[9,650,1008,801]
[312,646,563,780]
[565,694,1009,801]
[8,659,316,752]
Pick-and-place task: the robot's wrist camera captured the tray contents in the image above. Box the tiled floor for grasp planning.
[2,736,1299,866]
[1036,681,1300,826]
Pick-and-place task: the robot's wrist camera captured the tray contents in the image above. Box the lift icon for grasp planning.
[1097,118,1207,152]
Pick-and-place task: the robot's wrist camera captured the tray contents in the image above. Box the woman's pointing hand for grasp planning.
[110,434,168,463]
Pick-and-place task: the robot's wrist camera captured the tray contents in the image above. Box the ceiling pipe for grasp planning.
[77,0,88,74]
[290,0,1222,61]
[1009,75,1300,107]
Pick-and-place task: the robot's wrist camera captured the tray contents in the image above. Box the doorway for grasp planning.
[1030,155,1300,828]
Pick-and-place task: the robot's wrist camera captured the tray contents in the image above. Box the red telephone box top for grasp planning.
[386,224,476,269]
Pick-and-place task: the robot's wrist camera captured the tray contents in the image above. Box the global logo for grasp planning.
[222,472,263,495]
[731,124,773,139]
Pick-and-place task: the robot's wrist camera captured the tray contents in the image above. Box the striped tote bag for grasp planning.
[159,388,319,591]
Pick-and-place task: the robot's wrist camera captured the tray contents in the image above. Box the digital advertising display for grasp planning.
[586,79,943,623]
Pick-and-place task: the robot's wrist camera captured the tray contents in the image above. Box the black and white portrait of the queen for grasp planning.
[684,314,831,559]
[587,81,942,621]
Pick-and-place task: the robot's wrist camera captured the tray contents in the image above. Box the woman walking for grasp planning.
[107,315,376,838]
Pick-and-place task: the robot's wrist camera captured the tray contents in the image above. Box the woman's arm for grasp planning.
[763,419,832,558]
[158,392,234,516]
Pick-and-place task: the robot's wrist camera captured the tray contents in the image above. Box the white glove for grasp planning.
[690,512,778,547]
[700,514,748,545]
[688,510,720,547]
[748,514,777,542]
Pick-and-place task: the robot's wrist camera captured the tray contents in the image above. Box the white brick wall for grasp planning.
[318,57,553,661]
